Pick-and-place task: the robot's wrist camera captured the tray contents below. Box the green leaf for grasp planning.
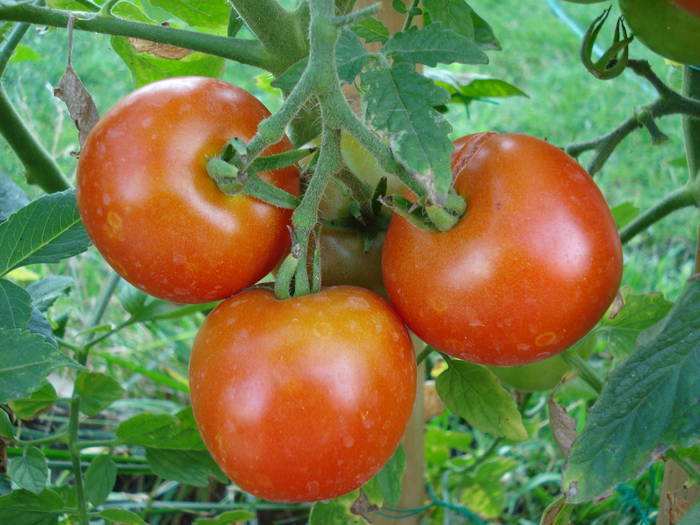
[0,329,76,404]
[383,24,487,66]
[273,29,368,92]
[85,455,117,506]
[374,445,406,507]
[9,382,58,420]
[75,371,124,416]
[436,359,527,441]
[351,18,389,44]
[0,409,13,438]
[0,190,91,277]
[0,175,28,222]
[675,443,700,463]
[8,447,48,494]
[150,0,229,31]
[361,63,452,198]
[596,289,673,358]
[470,6,501,50]
[423,0,474,40]
[9,44,41,63]
[309,497,365,525]
[110,36,225,88]
[99,509,147,525]
[26,276,73,312]
[392,0,407,14]
[460,457,517,519]
[424,69,527,105]
[146,448,226,487]
[0,279,31,329]
[27,308,55,347]
[539,495,574,525]
[563,280,700,503]
[0,489,61,525]
[116,407,206,450]
[611,202,641,229]
[336,28,370,83]
[194,510,256,525]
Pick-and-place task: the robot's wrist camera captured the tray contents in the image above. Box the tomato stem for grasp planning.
[682,66,700,185]
[415,345,433,366]
[0,23,69,193]
[566,60,700,177]
[619,187,696,245]
[0,2,275,70]
[561,349,602,394]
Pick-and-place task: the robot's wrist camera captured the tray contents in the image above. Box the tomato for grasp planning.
[620,0,700,66]
[669,0,700,16]
[318,229,385,295]
[489,356,571,392]
[77,77,298,303]
[382,133,622,367]
[189,286,416,502]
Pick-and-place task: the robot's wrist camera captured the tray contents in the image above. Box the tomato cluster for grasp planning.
[78,78,621,502]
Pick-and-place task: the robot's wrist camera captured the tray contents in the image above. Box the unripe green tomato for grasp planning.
[319,229,386,295]
[489,335,597,391]
[620,0,700,65]
[489,355,571,392]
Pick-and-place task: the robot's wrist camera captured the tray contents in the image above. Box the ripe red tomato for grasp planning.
[77,77,298,303]
[670,0,700,16]
[382,133,622,366]
[189,286,416,502]
[620,0,700,66]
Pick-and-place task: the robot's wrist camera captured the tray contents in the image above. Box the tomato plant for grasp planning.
[670,0,700,16]
[77,76,299,304]
[620,0,700,66]
[382,133,623,366]
[189,286,416,502]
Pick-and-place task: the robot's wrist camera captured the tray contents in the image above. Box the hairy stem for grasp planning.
[0,2,273,69]
[229,0,307,72]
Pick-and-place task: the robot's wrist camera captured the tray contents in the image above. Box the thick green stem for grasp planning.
[0,2,272,69]
[0,21,30,76]
[683,66,700,183]
[561,349,603,393]
[229,0,307,72]
[619,187,696,245]
[0,85,69,192]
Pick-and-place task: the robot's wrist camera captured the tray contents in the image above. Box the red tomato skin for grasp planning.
[77,77,298,303]
[670,0,700,16]
[189,286,416,502]
[382,133,622,366]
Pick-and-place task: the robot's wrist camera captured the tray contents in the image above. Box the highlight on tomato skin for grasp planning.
[77,76,299,304]
[382,132,623,367]
[188,285,417,502]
